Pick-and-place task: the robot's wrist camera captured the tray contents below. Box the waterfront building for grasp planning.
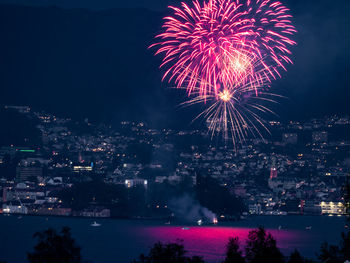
[2,201,28,214]
[124,179,148,188]
[320,201,345,215]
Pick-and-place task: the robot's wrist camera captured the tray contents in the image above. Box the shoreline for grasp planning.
[2,212,347,224]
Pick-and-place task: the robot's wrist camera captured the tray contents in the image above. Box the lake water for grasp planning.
[0,215,347,263]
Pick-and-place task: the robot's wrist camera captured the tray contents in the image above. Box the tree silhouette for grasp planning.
[245,227,285,263]
[318,242,342,263]
[340,231,350,260]
[317,230,350,263]
[27,227,82,263]
[287,250,317,263]
[132,242,204,263]
[223,237,245,263]
[288,250,303,263]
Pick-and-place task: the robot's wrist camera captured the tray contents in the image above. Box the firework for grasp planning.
[151,0,296,97]
[151,0,296,146]
[180,74,280,147]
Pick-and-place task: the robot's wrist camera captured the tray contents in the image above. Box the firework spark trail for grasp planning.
[151,0,296,97]
[177,66,283,147]
[181,87,282,148]
[172,54,280,145]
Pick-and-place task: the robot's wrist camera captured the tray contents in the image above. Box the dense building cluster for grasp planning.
[0,106,349,219]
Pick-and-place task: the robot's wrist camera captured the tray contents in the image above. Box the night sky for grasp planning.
[0,0,349,128]
[0,0,178,11]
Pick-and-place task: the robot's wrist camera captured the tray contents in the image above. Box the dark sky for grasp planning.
[0,0,343,12]
[0,0,349,128]
[0,0,175,10]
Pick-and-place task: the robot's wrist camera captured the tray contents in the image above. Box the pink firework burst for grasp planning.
[151,0,296,97]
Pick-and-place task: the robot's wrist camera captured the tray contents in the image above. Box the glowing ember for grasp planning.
[218,90,232,102]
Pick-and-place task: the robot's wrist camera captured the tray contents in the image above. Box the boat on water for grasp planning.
[91,221,101,227]
[182,227,190,230]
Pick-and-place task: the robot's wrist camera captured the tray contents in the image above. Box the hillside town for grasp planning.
[1,105,349,219]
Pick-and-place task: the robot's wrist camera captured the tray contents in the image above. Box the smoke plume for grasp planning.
[169,194,216,223]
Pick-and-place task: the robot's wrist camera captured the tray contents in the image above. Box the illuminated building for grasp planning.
[73,164,93,173]
[320,201,345,215]
[2,201,28,214]
[124,179,148,188]
[270,157,278,179]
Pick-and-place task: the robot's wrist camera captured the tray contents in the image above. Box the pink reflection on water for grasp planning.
[142,226,305,262]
